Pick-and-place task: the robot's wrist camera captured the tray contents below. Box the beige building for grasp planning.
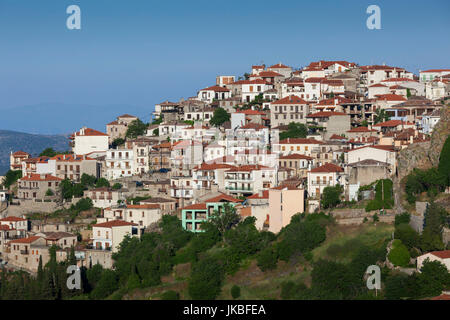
[270,95,309,127]
[106,114,138,142]
[36,154,98,182]
[267,187,305,233]
[307,111,351,140]
[84,187,126,209]
[92,220,138,253]
[10,151,30,171]
[417,250,450,271]
[17,173,62,201]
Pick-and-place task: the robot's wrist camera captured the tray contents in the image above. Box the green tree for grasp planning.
[60,179,73,200]
[418,259,450,297]
[73,198,93,212]
[80,174,96,187]
[374,108,389,124]
[279,122,308,140]
[420,202,447,251]
[188,256,224,300]
[112,183,122,190]
[209,107,230,127]
[126,119,148,139]
[207,203,240,238]
[95,178,110,188]
[161,290,180,300]
[394,223,419,249]
[388,239,410,267]
[90,269,119,299]
[406,88,412,98]
[438,135,450,186]
[257,246,278,272]
[230,285,241,299]
[111,138,125,148]
[321,185,343,209]
[45,189,54,196]
[39,147,57,157]
[3,170,22,189]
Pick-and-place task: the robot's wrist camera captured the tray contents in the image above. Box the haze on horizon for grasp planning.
[0,0,449,134]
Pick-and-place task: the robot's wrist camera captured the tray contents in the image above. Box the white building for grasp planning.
[92,220,137,252]
[71,127,109,155]
[419,69,450,83]
[105,148,134,180]
[197,85,231,103]
[307,163,346,198]
[417,250,450,271]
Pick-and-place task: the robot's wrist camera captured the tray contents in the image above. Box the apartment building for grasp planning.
[83,187,126,208]
[17,173,62,201]
[106,114,138,142]
[10,151,30,171]
[92,220,138,253]
[105,148,134,180]
[270,95,309,127]
[307,163,345,199]
[224,165,277,196]
[35,154,98,182]
[70,127,109,155]
[181,193,243,232]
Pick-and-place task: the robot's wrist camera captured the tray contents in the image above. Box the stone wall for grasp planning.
[328,208,395,225]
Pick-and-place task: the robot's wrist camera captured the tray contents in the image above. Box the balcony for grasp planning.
[20,250,29,255]
[225,175,253,181]
[196,175,214,181]
[309,181,334,186]
[226,186,253,192]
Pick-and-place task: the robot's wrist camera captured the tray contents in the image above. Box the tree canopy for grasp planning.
[126,119,148,139]
[209,107,230,127]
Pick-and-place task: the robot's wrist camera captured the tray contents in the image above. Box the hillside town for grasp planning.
[1,61,449,300]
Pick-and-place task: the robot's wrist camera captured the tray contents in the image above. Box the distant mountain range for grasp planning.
[0,103,151,135]
[0,130,70,175]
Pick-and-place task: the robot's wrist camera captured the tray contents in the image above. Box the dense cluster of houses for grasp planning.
[2,61,449,273]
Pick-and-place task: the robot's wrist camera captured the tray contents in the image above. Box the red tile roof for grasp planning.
[50,154,94,162]
[126,204,160,209]
[0,216,27,222]
[226,164,269,172]
[310,163,344,173]
[239,123,267,130]
[430,294,450,300]
[279,154,313,160]
[279,138,323,145]
[329,134,347,140]
[272,95,308,105]
[74,128,108,137]
[421,69,450,73]
[181,203,207,210]
[373,120,413,127]
[430,250,450,259]
[255,71,282,77]
[381,77,415,82]
[200,85,230,92]
[205,193,243,203]
[93,220,137,228]
[269,63,290,69]
[9,236,42,244]
[12,151,30,157]
[374,94,407,101]
[247,190,269,199]
[195,162,233,171]
[347,127,378,133]
[20,174,62,182]
[307,111,347,118]
[315,97,353,106]
[235,109,266,115]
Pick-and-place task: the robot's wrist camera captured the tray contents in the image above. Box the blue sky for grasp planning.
[0,0,449,133]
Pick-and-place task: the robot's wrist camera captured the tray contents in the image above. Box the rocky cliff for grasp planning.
[397,105,450,180]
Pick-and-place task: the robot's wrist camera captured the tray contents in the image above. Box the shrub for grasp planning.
[161,290,180,300]
[388,240,410,267]
[256,246,278,272]
[372,213,379,222]
[45,189,54,196]
[230,285,241,299]
[394,223,419,249]
[395,212,411,226]
[188,256,224,300]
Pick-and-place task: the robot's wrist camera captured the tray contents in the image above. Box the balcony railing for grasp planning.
[309,181,334,186]
[226,186,253,192]
[20,250,29,255]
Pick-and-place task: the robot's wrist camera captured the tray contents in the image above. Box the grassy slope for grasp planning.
[124,222,394,300]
